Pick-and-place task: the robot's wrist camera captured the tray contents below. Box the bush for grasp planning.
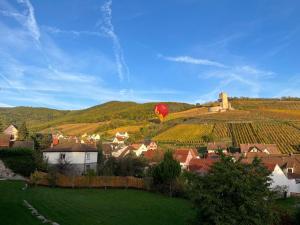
[0,148,37,177]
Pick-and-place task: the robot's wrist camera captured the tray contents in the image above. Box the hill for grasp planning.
[0,101,193,131]
[1,98,300,154]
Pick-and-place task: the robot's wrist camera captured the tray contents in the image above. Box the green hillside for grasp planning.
[0,101,193,131]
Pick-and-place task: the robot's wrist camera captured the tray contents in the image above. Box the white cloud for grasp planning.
[43,26,103,38]
[0,102,14,107]
[18,0,40,41]
[161,55,227,68]
[100,0,129,81]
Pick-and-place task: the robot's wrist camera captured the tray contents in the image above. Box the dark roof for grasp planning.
[12,141,34,149]
[42,143,97,152]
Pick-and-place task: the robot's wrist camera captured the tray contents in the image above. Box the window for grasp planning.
[287,168,293,173]
[60,153,66,160]
[86,165,90,171]
[86,153,90,160]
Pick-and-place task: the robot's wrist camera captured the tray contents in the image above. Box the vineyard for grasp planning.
[212,123,231,140]
[42,122,106,136]
[153,121,300,154]
[254,123,300,154]
[153,124,214,144]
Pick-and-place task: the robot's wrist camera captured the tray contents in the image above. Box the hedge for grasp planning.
[0,148,37,177]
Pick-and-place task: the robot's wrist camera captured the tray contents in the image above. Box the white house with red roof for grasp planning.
[130,143,148,157]
[113,132,129,144]
[146,141,157,150]
[266,163,300,197]
[173,148,199,169]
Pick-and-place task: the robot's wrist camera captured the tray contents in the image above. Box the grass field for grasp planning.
[0,181,194,225]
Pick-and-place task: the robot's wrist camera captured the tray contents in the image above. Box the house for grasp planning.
[112,132,129,144]
[144,140,158,150]
[42,143,98,175]
[173,148,199,169]
[111,146,131,158]
[0,134,12,149]
[266,163,300,197]
[188,158,216,175]
[240,144,281,157]
[143,149,164,163]
[3,125,18,141]
[130,143,148,157]
[207,142,228,154]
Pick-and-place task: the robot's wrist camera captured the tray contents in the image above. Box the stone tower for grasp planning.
[219,92,229,110]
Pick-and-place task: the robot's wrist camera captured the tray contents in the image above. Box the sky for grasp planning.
[0,0,299,109]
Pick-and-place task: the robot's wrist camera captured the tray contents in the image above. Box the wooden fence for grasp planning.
[30,172,148,189]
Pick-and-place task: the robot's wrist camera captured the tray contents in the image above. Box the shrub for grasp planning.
[0,148,36,177]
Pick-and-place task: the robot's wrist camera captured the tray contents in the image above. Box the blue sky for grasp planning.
[0,0,299,109]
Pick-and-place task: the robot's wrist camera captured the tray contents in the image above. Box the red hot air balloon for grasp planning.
[154,103,169,122]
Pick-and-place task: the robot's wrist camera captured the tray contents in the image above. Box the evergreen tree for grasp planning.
[152,151,181,196]
[186,155,278,225]
[18,122,29,140]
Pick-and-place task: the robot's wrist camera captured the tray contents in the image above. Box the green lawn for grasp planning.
[276,197,300,214]
[0,181,194,225]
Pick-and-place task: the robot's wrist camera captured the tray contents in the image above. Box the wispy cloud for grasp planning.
[160,55,227,68]
[100,0,129,81]
[1,0,41,42]
[44,26,103,38]
[196,64,275,102]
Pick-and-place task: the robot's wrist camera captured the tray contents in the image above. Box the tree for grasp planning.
[202,134,214,143]
[18,122,29,140]
[186,155,278,225]
[31,133,52,151]
[151,151,181,196]
[0,118,4,132]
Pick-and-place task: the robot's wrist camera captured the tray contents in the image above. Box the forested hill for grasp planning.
[0,101,193,130]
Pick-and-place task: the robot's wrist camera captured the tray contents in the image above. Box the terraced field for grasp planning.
[42,122,107,136]
[105,125,145,136]
[153,121,300,153]
[212,123,231,140]
[230,123,260,146]
[166,107,209,121]
[254,123,300,154]
[153,124,214,144]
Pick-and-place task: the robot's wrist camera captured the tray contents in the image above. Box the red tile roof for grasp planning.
[240,144,281,155]
[143,149,164,162]
[263,163,277,172]
[188,158,216,173]
[207,142,228,150]
[173,148,198,163]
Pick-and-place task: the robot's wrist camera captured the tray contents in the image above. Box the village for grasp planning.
[1,120,300,197]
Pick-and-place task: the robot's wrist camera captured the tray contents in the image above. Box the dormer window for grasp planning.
[287,168,293,174]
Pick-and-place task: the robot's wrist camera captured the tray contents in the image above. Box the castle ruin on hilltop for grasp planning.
[208,92,233,112]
